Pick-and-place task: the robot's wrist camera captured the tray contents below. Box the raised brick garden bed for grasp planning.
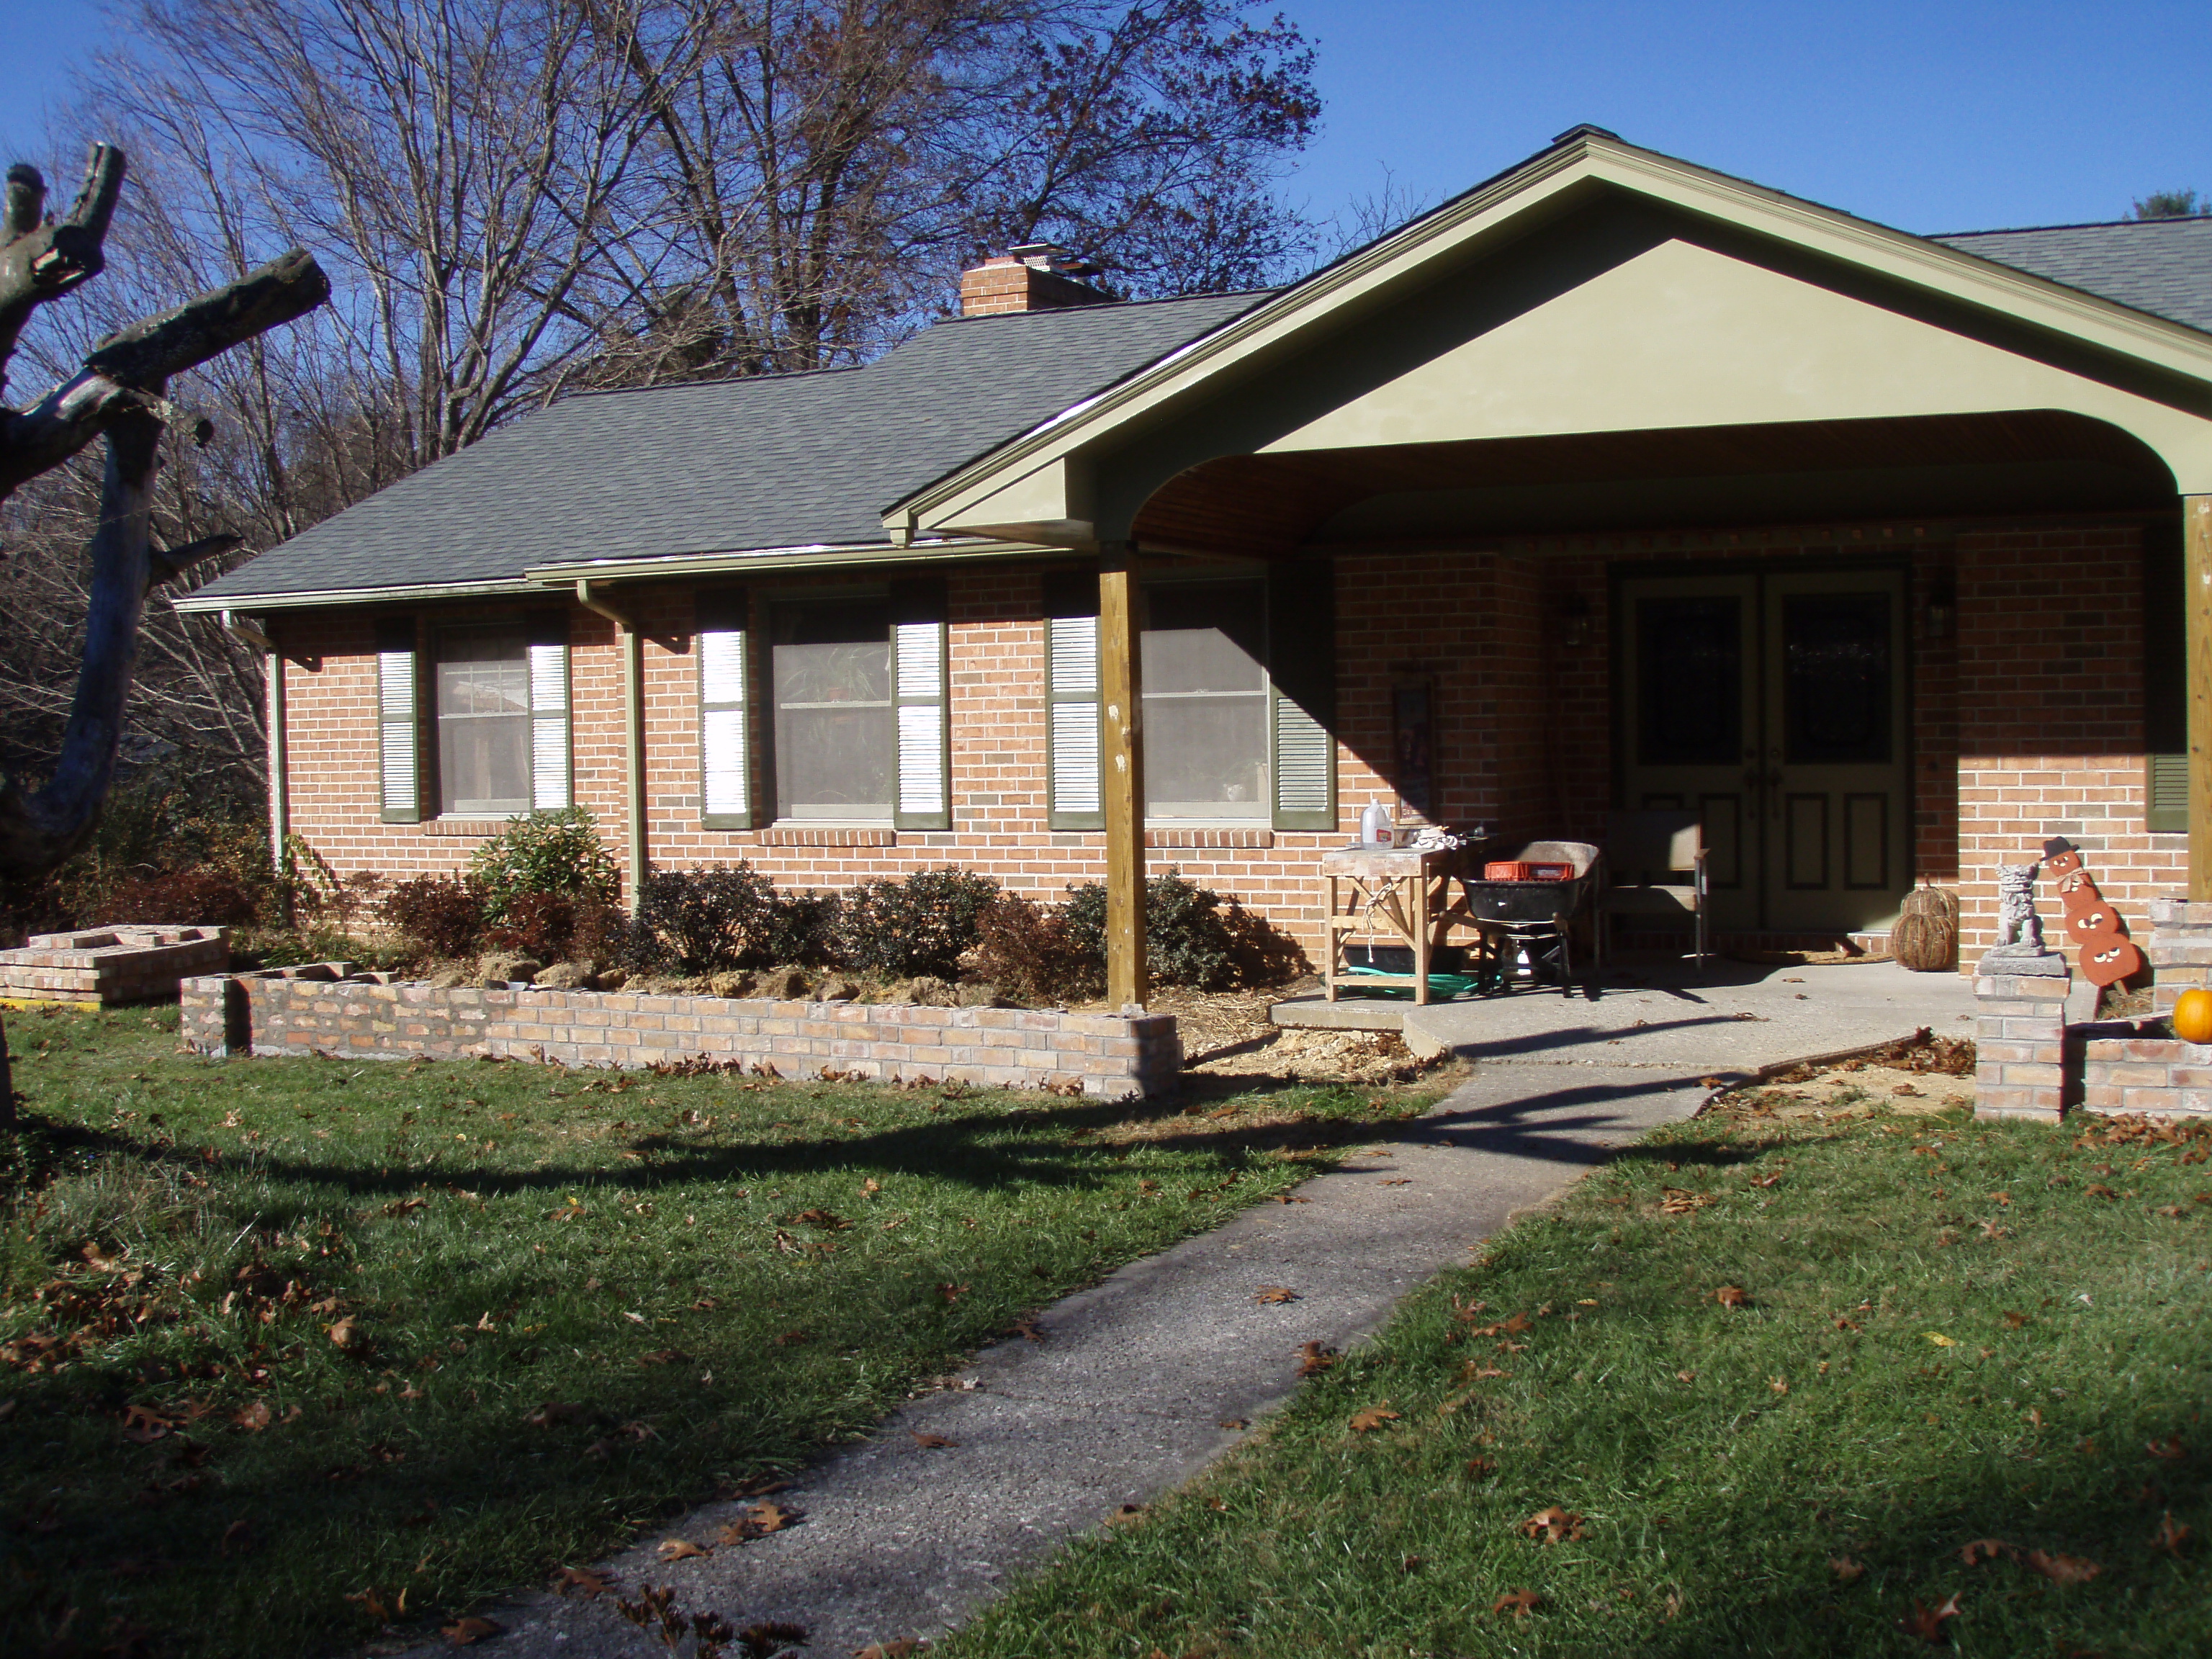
[0,925,230,1005]
[179,968,1182,1099]
[1976,896,2212,1122]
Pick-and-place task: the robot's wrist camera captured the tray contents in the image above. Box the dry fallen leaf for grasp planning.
[717,1501,801,1544]
[1254,1285,1300,1305]
[552,1566,612,1598]
[1769,1377,1789,1395]
[1830,1555,1865,1582]
[1897,1594,1961,1644]
[911,1431,958,1449]
[935,1282,968,1305]
[1959,1538,2012,1567]
[527,1402,592,1429]
[2152,1511,2192,1556]
[1676,1370,1696,1383]
[231,1401,272,1433]
[2002,1310,2028,1329]
[1714,1285,1750,1308]
[1492,1588,1542,1617]
[1107,1503,1145,1524]
[1465,1455,1497,1479]
[1348,1406,1400,1433]
[657,1538,711,1561]
[2024,1549,2101,1584]
[854,1643,922,1659]
[220,1519,254,1557]
[1519,1506,1586,1543]
[2147,1436,2185,1460]
[1923,1331,1957,1348]
[1218,1418,1247,1430]
[1296,1341,1338,1376]
[442,1616,503,1647]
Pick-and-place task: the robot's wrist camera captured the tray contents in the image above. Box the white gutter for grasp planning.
[174,577,544,614]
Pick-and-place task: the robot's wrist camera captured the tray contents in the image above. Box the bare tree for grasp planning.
[0,141,328,1121]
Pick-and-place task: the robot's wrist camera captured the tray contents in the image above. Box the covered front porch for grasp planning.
[891,129,2212,1013]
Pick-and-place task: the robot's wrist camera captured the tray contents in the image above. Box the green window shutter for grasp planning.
[526,611,572,810]
[2148,753,2188,833]
[891,578,950,831]
[376,616,421,824]
[1044,568,1103,831]
[1268,559,1336,832]
[697,588,752,829]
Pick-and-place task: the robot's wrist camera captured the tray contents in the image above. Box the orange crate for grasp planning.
[1527,863,1573,881]
[1483,861,1534,881]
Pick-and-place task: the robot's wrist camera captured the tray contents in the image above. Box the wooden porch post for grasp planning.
[1100,548,1148,1006]
[2190,496,2212,901]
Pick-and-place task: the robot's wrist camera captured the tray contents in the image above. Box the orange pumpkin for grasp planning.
[2173,987,2212,1046]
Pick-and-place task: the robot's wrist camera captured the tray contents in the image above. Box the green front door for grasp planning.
[1618,566,1911,935]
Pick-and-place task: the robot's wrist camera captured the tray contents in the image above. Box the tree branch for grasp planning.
[0,142,125,399]
[0,407,163,877]
[0,246,329,500]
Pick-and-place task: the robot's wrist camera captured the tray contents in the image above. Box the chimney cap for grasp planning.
[1008,241,1100,278]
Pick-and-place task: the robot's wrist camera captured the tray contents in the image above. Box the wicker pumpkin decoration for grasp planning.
[2173,988,2212,1046]
[1892,884,1959,973]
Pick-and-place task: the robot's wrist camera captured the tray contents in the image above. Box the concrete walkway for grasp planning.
[408,962,1962,1656]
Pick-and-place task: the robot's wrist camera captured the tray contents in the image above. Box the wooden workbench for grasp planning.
[1321,845,1475,1005]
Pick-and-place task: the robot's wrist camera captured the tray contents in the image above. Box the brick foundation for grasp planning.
[179,970,1182,1099]
[0,926,230,1004]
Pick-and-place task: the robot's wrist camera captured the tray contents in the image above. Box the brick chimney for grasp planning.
[958,243,1112,316]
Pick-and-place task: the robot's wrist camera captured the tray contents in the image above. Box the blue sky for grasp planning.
[0,0,2204,238]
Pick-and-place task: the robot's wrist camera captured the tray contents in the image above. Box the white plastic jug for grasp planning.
[1359,802,1393,845]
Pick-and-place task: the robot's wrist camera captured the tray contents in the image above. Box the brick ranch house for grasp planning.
[179,128,2212,988]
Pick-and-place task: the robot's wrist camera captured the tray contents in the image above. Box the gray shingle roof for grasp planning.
[189,288,1263,601]
[1934,217,2212,334]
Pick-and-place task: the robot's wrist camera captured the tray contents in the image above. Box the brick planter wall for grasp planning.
[1977,898,2212,1122]
[179,969,1182,1100]
[0,926,230,1004]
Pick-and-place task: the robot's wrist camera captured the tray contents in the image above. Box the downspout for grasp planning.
[225,610,286,871]
[576,580,647,909]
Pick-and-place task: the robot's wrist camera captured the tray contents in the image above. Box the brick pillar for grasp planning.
[2146,896,2212,1015]
[1974,952,2071,1120]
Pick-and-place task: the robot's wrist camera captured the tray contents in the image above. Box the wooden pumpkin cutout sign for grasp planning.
[2041,837,2142,988]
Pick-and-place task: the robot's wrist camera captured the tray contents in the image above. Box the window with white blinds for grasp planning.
[1043,565,1336,833]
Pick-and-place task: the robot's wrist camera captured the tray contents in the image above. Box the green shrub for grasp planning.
[626,865,776,976]
[467,808,619,923]
[832,868,1000,979]
[1062,868,1239,991]
[755,888,841,968]
[380,876,485,958]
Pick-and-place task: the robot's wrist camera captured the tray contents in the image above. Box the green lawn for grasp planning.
[0,1002,1440,1658]
[948,1094,2212,1658]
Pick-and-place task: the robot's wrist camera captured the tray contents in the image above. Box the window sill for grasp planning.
[421,817,516,837]
[757,824,899,847]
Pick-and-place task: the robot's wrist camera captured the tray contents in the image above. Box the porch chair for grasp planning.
[1601,810,1709,966]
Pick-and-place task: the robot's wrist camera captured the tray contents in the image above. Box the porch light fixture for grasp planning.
[1920,577,1956,642]
[1557,592,1593,650]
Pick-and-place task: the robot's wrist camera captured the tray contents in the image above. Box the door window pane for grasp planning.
[1784,593,1892,765]
[1143,581,1269,819]
[436,626,531,815]
[1637,596,1741,766]
[773,600,892,819]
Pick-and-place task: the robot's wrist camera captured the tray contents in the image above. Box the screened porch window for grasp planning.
[772,598,894,820]
[436,626,531,815]
[1143,580,1269,819]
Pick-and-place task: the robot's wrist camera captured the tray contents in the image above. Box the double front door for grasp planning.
[1618,567,1910,935]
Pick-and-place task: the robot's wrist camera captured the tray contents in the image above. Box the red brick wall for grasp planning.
[268,518,2179,969]
[1954,523,2175,961]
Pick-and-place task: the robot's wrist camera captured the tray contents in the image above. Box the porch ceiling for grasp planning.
[1130,408,2177,557]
